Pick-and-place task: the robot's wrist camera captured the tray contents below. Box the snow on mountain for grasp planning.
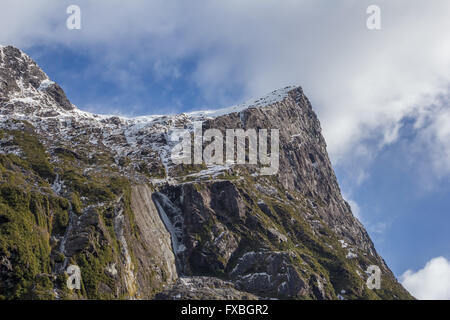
[186,86,296,118]
[0,46,298,182]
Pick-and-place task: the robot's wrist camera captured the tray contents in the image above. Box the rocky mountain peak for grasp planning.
[0,46,413,300]
[0,45,73,114]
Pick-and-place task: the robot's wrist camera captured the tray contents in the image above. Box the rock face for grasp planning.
[0,45,413,300]
[155,277,259,300]
[128,185,178,293]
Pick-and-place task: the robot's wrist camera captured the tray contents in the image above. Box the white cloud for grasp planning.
[367,221,388,235]
[413,100,450,179]
[401,257,450,300]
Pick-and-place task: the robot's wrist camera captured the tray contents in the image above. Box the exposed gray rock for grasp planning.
[42,82,73,111]
[63,207,102,257]
[230,251,310,298]
[129,185,178,295]
[155,276,259,300]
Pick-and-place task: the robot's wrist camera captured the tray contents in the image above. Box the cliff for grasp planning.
[0,45,412,300]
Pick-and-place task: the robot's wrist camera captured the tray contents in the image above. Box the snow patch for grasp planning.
[186,86,296,118]
[38,79,55,91]
[51,174,63,195]
[339,240,348,248]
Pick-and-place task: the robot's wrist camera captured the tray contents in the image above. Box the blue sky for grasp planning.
[1,0,449,298]
[340,122,450,274]
[26,45,238,116]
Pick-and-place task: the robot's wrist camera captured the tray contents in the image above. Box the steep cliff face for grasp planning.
[0,45,413,300]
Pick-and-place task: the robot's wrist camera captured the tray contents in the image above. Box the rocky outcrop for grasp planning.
[0,46,46,98]
[155,277,258,300]
[229,251,312,298]
[203,88,374,253]
[128,185,178,295]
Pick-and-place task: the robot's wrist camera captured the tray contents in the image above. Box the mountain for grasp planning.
[0,45,413,300]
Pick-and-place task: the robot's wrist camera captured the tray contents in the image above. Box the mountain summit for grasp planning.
[0,46,412,300]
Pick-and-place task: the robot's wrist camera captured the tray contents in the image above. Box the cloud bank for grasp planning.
[401,257,450,300]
